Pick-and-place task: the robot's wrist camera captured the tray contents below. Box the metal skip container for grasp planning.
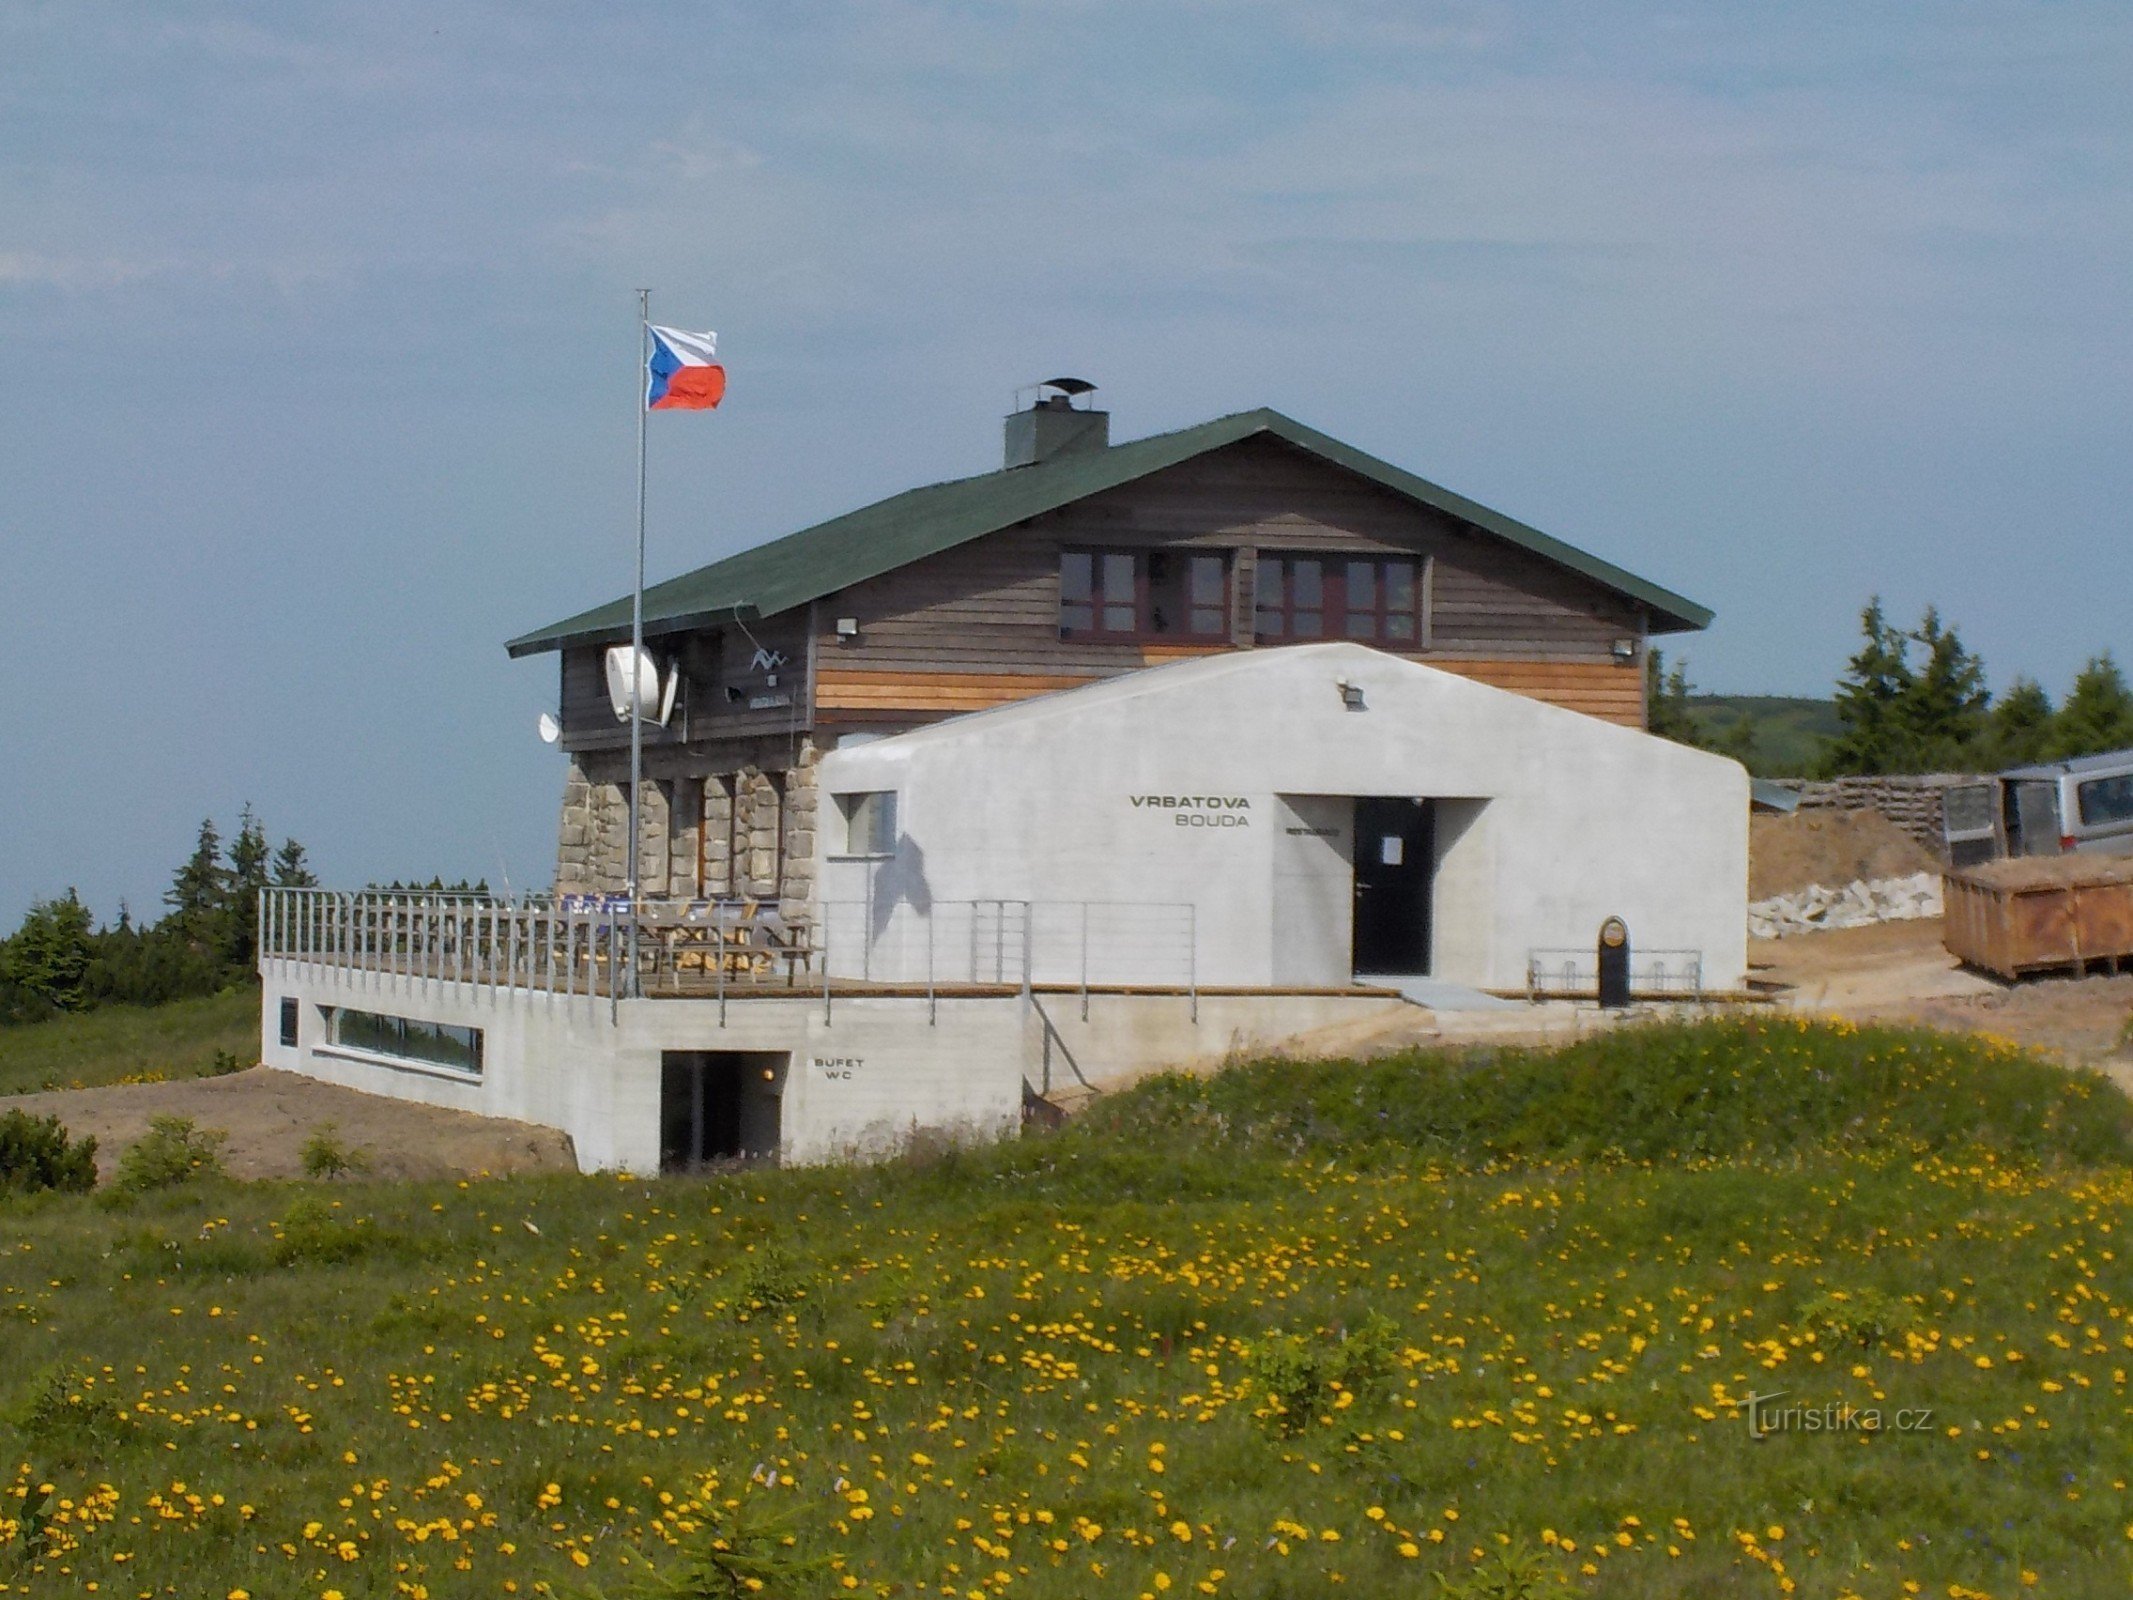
[1941,855,2133,980]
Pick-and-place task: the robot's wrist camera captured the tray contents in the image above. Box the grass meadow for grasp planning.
[4,1017,2133,1598]
[0,991,259,1097]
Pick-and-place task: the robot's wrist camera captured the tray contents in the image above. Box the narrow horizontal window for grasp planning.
[329,1008,483,1075]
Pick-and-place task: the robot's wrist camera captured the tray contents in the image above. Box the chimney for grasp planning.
[1004,378,1108,468]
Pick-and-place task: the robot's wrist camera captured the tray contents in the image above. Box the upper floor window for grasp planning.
[1255,554,1425,645]
[1059,550,1229,640]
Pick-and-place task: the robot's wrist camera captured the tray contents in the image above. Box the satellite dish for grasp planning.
[604,645,663,724]
[537,711,561,745]
[658,662,682,726]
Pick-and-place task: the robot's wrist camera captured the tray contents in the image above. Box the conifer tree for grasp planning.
[164,818,228,950]
[1823,599,1916,775]
[271,838,318,888]
[0,892,95,1017]
[2050,654,2133,759]
[1902,607,1990,768]
[1979,676,2055,769]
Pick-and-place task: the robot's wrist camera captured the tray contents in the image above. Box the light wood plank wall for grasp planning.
[813,435,1651,729]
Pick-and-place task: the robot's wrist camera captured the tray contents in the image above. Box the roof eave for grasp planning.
[505,602,759,659]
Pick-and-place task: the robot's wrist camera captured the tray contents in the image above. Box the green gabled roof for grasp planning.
[505,407,1712,657]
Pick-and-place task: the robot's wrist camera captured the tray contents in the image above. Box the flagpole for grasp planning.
[625,288,650,1016]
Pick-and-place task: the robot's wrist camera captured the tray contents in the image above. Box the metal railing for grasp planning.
[1525,948,1704,1000]
[259,888,1199,1023]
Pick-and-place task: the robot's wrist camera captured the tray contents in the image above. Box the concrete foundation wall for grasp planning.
[261,958,1027,1173]
[260,959,1425,1173]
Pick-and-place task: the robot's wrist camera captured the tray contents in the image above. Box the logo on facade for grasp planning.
[1130,795,1252,829]
[749,647,789,673]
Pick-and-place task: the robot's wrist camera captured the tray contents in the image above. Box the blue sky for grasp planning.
[3,2,2129,924]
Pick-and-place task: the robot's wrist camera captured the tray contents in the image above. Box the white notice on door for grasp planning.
[1380,836,1403,866]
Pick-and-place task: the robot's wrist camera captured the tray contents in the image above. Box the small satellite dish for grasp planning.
[604,645,663,724]
[537,711,561,745]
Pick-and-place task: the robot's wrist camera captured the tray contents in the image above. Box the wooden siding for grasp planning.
[818,657,1644,728]
[557,610,813,754]
[1426,658,1645,726]
[806,434,1647,728]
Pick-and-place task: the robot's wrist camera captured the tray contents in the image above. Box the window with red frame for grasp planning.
[1255,554,1425,645]
[1059,550,1229,640]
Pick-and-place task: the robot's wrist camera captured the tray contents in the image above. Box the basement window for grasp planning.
[836,791,898,857]
[278,997,299,1048]
[328,1008,483,1077]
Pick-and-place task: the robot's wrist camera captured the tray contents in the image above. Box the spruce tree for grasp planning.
[0,892,95,1016]
[1644,650,1755,766]
[271,838,318,888]
[2050,654,2133,759]
[1980,676,2055,768]
[1823,599,1916,775]
[224,807,272,968]
[164,818,227,950]
[1902,607,1990,768]
[1645,649,1699,742]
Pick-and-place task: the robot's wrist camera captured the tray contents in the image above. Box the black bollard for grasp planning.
[1596,916,1631,1009]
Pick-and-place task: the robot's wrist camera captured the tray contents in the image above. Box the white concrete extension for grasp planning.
[259,958,1412,1173]
[259,643,1744,1173]
[818,642,1750,994]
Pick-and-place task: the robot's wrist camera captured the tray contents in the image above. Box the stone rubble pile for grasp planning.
[1747,871,1943,940]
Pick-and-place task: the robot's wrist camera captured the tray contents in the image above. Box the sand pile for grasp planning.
[1750,808,1937,901]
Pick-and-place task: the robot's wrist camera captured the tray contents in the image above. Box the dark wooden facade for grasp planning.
[556,433,1650,753]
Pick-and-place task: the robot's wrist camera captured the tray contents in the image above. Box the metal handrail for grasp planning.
[258,888,1202,1026]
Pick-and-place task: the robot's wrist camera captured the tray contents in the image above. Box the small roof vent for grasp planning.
[1004,378,1108,468]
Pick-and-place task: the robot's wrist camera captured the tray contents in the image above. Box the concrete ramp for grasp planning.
[1355,974,1522,1011]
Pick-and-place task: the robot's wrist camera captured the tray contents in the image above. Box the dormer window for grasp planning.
[1059,550,1229,640]
[1255,555,1425,645]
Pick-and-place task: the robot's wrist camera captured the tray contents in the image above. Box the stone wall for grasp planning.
[553,737,818,912]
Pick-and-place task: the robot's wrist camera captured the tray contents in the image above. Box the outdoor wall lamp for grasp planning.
[1337,678,1366,710]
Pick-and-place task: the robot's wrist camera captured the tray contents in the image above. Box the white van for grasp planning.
[1999,750,2133,858]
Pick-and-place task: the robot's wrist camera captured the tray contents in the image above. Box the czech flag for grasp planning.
[645,325,725,410]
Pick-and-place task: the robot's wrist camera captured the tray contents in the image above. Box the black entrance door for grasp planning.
[1352,797,1433,976]
[660,1053,744,1171]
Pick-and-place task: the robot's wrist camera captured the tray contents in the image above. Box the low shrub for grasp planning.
[113,1115,227,1193]
[299,1121,372,1179]
[0,1111,96,1196]
[604,1491,831,1598]
[272,1195,380,1267]
[727,1245,811,1321]
[1799,1286,1922,1350]
[11,1365,129,1453]
[1243,1312,1401,1434]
